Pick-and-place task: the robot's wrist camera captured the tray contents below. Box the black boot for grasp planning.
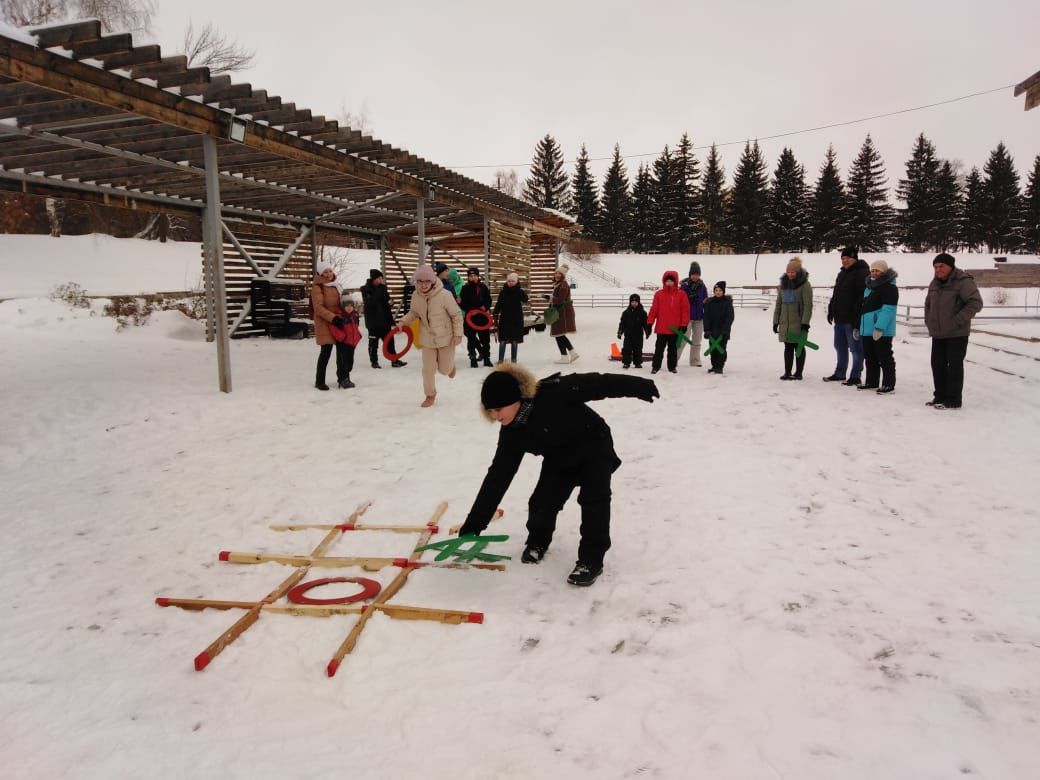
[567,562,602,587]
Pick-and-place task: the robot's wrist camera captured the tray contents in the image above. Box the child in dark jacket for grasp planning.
[617,293,651,368]
[702,281,735,374]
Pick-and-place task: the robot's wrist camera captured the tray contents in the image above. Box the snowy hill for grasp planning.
[1,235,1039,779]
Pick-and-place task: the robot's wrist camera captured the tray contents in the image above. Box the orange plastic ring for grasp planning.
[465,309,494,331]
[383,326,414,360]
[287,577,382,605]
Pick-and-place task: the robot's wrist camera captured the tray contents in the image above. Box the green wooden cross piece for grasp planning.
[704,335,726,356]
[670,325,692,346]
[415,534,512,563]
[784,330,819,358]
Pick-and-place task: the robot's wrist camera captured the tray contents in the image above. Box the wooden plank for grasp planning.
[28,20,102,48]
[325,502,448,676]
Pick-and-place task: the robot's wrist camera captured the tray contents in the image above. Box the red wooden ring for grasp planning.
[382,326,414,360]
[465,309,494,331]
[287,577,382,606]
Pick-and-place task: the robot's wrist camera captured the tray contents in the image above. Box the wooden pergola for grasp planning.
[0,21,574,391]
[1015,70,1039,111]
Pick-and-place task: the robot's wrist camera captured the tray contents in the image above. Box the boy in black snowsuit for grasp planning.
[702,281,735,374]
[617,293,651,368]
[459,364,659,587]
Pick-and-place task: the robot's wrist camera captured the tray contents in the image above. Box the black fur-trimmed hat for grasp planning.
[481,370,522,410]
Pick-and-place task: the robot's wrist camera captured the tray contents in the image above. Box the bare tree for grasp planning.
[492,168,520,198]
[77,0,153,33]
[2,0,154,33]
[182,19,254,75]
[337,100,371,136]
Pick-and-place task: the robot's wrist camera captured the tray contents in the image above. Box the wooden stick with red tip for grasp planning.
[326,501,449,677]
[192,499,371,672]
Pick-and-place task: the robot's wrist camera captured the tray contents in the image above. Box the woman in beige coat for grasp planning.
[398,264,464,407]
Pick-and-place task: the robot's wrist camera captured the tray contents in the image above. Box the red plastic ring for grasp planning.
[465,309,494,331]
[382,326,414,361]
[287,577,382,605]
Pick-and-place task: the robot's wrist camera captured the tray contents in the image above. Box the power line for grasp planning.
[451,84,1015,170]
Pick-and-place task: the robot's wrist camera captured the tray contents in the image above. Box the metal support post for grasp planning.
[416,197,426,265]
[483,217,490,278]
[203,134,232,393]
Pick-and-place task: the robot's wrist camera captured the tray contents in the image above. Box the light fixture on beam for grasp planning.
[228,117,248,144]
[428,187,436,202]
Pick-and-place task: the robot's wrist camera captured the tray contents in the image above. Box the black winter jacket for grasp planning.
[460,281,493,335]
[703,295,735,337]
[617,305,650,341]
[461,372,652,532]
[827,259,870,325]
[361,280,395,337]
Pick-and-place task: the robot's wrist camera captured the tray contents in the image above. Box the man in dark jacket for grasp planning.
[459,364,659,587]
[924,253,983,409]
[823,247,870,385]
[360,269,405,369]
[459,266,493,368]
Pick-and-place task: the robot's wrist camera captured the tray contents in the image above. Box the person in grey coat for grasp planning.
[924,253,983,409]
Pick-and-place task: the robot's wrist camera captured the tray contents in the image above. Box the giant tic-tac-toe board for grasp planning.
[157,501,506,677]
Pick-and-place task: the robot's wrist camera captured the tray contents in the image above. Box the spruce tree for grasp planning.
[844,134,895,252]
[629,164,656,254]
[765,147,808,252]
[674,132,701,252]
[981,142,1023,253]
[651,146,681,252]
[896,133,941,251]
[1024,154,1040,254]
[961,167,986,252]
[932,160,962,252]
[570,144,600,238]
[599,144,631,252]
[522,134,571,212]
[810,145,846,252]
[725,140,768,253]
[700,143,727,253]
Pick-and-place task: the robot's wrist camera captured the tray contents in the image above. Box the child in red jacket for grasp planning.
[646,270,690,374]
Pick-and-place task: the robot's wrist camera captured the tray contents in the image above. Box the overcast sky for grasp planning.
[149,0,1039,196]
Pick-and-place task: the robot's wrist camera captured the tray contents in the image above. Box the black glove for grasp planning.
[644,325,652,338]
[801,323,810,333]
[634,379,660,403]
[541,293,551,301]
[772,323,779,334]
[826,312,834,325]
[617,331,623,340]
[331,316,345,328]
[457,524,481,538]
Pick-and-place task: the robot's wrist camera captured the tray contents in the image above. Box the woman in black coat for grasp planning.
[492,272,528,364]
[360,268,404,369]
[702,281,735,374]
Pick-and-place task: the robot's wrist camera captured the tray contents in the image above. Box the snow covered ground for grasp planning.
[1,236,1039,779]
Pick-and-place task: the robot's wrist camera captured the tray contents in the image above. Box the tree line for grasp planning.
[517,133,1040,255]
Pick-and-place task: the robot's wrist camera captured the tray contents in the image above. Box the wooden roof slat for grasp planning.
[156,68,212,90]
[177,74,231,98]
[130,56,189,80]
[102,45,162,71]
[29,21,102,48]
[70,34,132,60]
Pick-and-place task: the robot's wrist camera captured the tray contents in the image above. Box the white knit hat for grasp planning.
[316,259,334,275]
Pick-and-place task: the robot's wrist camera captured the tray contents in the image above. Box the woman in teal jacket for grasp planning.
[858,260,899,393]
